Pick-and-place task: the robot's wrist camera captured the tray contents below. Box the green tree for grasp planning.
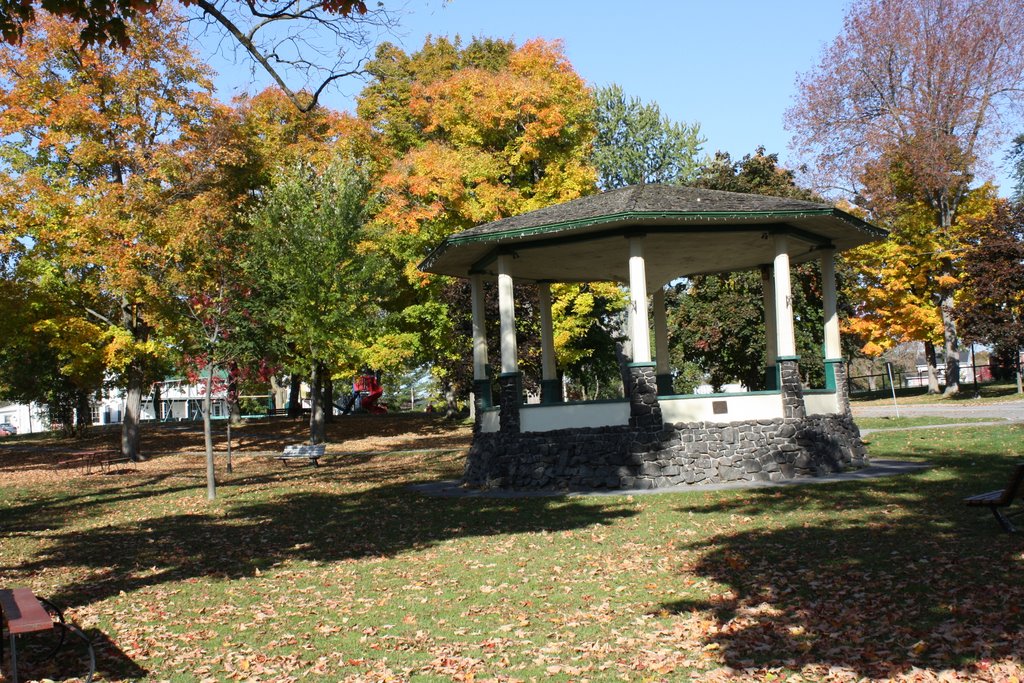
[591,84,704,189]
[666,149,831,391]
[246,156,380,444]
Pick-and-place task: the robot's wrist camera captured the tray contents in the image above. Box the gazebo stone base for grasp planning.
[463,413,867,491]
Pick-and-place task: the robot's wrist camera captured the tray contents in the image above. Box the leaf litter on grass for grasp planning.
[2,422,1023,681]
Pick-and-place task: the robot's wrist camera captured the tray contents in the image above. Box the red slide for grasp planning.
[353,374,387,414]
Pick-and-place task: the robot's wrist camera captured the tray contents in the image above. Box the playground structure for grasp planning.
[337,372,387,415]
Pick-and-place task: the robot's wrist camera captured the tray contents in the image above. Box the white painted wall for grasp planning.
[480,410,500,433]
[660,393,785,424]
[520,401,630,432]
[804,392,840,416]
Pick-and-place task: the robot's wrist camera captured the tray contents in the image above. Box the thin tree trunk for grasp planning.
[226,419,233,474]
[227,361,242,425]
[309,362,325,444]
[924,341,941,394]
[152,381,162,421]
[940,291,961,396]
[203,363,217,500]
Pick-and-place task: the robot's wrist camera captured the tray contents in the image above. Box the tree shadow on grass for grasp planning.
[662,442,1024,679]
[14,479,636,609]
[9,625,147,683]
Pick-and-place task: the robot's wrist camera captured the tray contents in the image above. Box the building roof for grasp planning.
[419,184,887,286]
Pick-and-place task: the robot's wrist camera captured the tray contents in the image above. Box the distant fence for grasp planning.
[849,362,999,394]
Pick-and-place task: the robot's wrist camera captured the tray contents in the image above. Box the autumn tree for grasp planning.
[358,37,598,408]
[1,0,397,112]
[0,8,216,459]
[788,0,1024,395]
[592,84,704,189]
[957,200,1024,392]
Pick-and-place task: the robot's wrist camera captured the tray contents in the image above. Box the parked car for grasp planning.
[0,422,17,436]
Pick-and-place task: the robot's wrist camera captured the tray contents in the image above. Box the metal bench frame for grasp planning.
[0,588,95,683]
[965,462,1024,532]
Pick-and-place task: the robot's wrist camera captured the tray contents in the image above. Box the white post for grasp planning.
[497,254,518,374]
[628,236,652,363]
[653,287,670,375]
[470,274,488,381]
[538,282,557,381]
[820,248,841,360]
[773,234,797,358]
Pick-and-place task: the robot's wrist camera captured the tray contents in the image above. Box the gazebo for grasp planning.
[420,184,887,490]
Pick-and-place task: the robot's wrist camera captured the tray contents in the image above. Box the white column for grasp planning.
[760,266,778,366]
[628,236,651,363]
[470,273,488,381]
[497,254,518,374]
[821,248,841,359]
[538,282,557,381]
[773,234,797,358]
[653,287,670,375]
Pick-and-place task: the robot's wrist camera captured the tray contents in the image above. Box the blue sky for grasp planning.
[209,0,1016,195]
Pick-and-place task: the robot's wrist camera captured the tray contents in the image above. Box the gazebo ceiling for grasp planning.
[419,184,887,287]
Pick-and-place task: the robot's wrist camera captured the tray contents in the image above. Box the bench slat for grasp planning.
[0,588,54,634]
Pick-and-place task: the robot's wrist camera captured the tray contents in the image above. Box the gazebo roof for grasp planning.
[419,184,886,286]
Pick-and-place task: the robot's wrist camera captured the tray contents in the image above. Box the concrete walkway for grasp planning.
[852,398,1024,434]
[411,459,931,499]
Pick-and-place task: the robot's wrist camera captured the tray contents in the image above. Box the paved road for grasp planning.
[852,398,1024,422]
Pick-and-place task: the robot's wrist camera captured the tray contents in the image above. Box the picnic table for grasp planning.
[58,448,136,475]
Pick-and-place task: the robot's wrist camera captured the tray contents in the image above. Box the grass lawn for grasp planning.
[855,416,1003,430]
[1,418,1023,682]
[850,381,1023,406]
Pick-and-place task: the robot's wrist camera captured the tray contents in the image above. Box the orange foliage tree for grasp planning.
[0,7,218,458]
[356,37,598,404]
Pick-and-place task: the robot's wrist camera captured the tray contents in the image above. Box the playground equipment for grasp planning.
[337,372,387,415]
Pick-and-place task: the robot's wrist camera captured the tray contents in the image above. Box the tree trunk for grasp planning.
[75,390,91,438]
[288,375,302,418]
[309,362,325,444]
[940,291,961,396]
[120,298,147,461]
[324,373,334,423]
[227,361,242,425]
[203,363,217,500]
[121,361,145,460]
[444,381,458,418]
[152,381,162,421]
[924,341,941,394]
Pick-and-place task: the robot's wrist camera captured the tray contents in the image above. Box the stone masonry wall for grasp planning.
[463,413,867,491]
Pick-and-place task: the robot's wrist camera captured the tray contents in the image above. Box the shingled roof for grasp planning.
[419,184,886,286]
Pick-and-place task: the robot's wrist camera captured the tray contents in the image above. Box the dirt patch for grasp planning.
[0,414,472,486]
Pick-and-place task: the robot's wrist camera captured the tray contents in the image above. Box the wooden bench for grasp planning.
[965,462,1024,532]
[0,588,95,682]
[278,443,326,467]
